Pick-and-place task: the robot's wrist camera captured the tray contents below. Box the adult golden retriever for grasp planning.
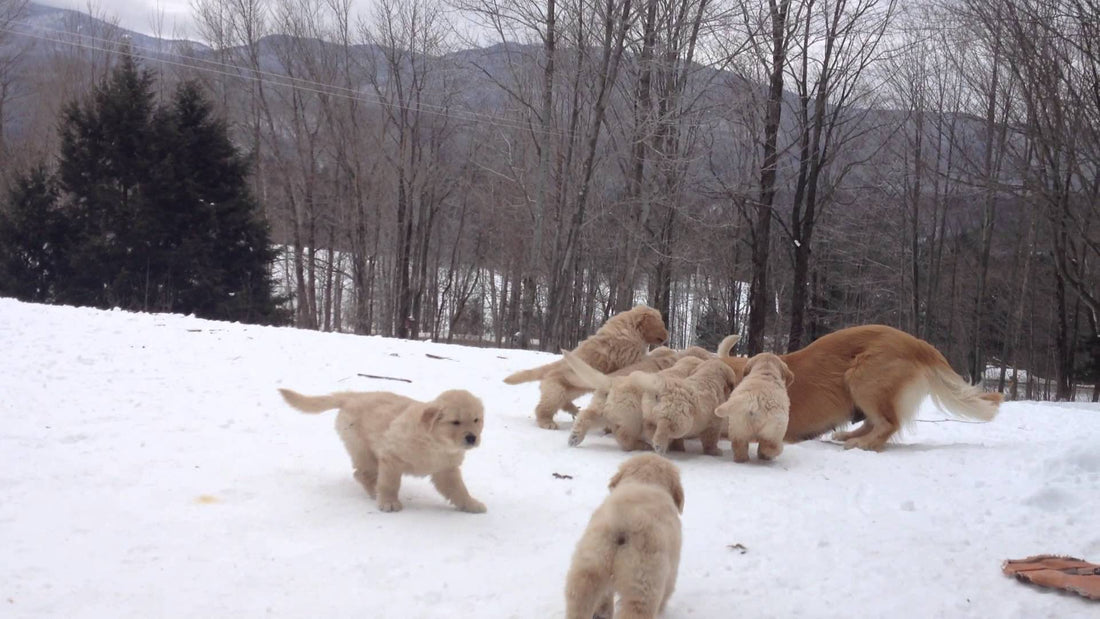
[503,305,669,429]
[714,353,793,462]
[279,388,486,513]
[565,454,684,619]
[720,325,1002,451]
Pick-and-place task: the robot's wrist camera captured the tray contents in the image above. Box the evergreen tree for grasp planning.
[56,51,158,309]
[0,165,71,302]
[0,52,284,324]
[147,80,284,323]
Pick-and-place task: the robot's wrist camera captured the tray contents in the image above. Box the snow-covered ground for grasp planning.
[1,297,1098,618]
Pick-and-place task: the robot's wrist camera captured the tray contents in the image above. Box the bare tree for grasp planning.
[0,0,29,173]
[740,0,799,354]
[783,0,897,351]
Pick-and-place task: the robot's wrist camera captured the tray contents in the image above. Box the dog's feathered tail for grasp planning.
[278,388,347,414]
[502,361,558,385]
[717,334,741,358]
[562,350,613,392]
[924,358,1002,421]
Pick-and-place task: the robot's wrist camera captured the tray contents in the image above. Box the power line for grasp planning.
[1,22,581,138]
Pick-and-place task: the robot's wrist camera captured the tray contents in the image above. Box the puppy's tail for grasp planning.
[717,333,741,358]
[924,358,1002,421]
[503,361,557,385]
[561,350,612,392]
[278,388,347,414]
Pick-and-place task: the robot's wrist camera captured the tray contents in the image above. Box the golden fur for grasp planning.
[564,454,684,619]
[503,305,669,430]
[565,336,740,450]
[567,355,703,451]
[278,388,486,513]
[564,349,683,448]
[634,359,739,455]
[720,325,1002,451]
[714,353,793,462]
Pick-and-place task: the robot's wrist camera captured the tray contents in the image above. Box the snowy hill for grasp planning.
[1,298,1097,617]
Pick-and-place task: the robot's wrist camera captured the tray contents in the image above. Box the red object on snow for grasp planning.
[1003,555,1100,601]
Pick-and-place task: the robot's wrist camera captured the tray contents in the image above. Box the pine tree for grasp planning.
[0,165,71,302]
[1,52,284,324]
[56,50,158,309]
[147,80,284,323]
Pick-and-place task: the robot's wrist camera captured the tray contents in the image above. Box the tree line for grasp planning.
[0,0,1096,400]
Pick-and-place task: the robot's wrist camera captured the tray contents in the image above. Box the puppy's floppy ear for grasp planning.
[721,363,739,388]
[637,309,668,343]
[743,356,756,376]
[420,405,443,429]
[782,361,795,387]
[713,400,731,418]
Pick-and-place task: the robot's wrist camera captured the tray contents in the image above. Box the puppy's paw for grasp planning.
[377,498,403,512]
[458,499,487,514]
[704,446,723,457]
[844,436,885,452]
[538,419,559,430]
[567,430,584,447]
[832,430,854,442]
[732,453,750,463]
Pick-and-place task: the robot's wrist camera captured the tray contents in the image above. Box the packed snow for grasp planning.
[1,297,1098,618]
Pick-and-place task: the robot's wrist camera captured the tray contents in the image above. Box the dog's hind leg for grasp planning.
[565,563,612,619]
[699,422,723,457]
[534,386,563,430]
[831,420,873,443]
[845,390,899,452]
[617,593,662,619]
[594,593,613,619]
[351,453,379,498]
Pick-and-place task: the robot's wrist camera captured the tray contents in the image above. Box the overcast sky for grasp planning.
[32,0,493,46]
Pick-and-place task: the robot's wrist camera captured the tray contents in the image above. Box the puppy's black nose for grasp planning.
[465,433,477,445]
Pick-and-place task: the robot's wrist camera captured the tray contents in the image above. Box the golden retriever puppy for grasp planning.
[565,336,740,450]
[634,359,739,456]
[719,325,1003,451]
[569,355,707,452]
[503,305,669,430]
[714,353,793,463]
[564,350,680,446]
[565,454,684,619]
[278,388,486,513]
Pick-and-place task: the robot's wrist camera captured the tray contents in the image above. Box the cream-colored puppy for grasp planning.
[279,388,486,513]
[634,359,739,455]
[567,354,704,451]
[503,305,669,430]
[714,353,793,462]
[565,454,684,619]
[566,336,740,450]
